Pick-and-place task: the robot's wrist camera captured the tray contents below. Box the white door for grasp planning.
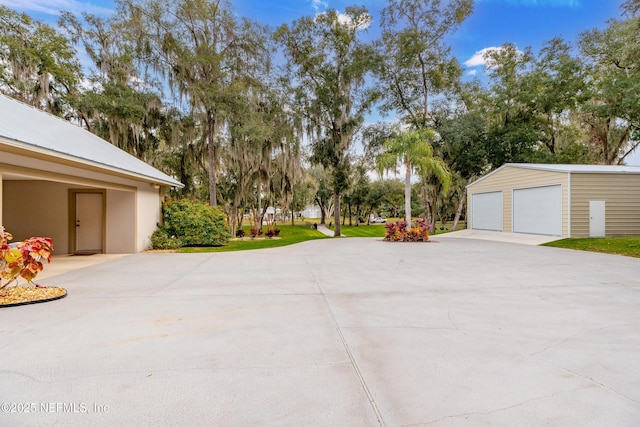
[513,185,562,236]
[471,191,503,231]
[589,200,606,238]
[76,193,103,253]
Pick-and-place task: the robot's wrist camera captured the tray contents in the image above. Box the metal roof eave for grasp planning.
[0,137,184,188]
[467,163,640,189]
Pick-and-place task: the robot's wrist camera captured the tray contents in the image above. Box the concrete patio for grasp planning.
[1,236,639,426]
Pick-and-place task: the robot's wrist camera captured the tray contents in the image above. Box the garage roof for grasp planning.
[507,163,640,173]
[0,94,183,188]
[469,163,640,188]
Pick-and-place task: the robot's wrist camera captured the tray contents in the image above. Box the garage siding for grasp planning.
[570,173,640,237]
[467,166,569,236]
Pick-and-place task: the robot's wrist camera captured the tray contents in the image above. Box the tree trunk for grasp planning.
[423,181,431,224]
[208,137,217,206]
[230,206,238,237]
[604,117,611,165]
[451,187,466,231]
[317,197,326,225]
[430,185,439,232]
[333,191,341,237]
[405,161,412,230]
[204,112,219,206]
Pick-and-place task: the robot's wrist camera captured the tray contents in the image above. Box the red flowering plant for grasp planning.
[384,218,431,242]
[0,226,53,289]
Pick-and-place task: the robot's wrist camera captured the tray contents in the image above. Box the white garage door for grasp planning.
[471,191,503,231]
[513,185,562,236]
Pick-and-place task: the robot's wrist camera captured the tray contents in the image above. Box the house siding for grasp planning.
[468,166,569,236]
[106,189,137,253]
[3,180,75,253]
[570,173,640,238]
[2,153,161,253]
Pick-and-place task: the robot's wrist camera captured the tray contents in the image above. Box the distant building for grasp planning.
[302,205,322,219]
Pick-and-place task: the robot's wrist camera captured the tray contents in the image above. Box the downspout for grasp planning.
[567,172,571,238]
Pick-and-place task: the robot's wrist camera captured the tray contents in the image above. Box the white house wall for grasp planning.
[1,151,163,253]
[135,185,161,252]
[2,180,76,253]
[106,189,136,253]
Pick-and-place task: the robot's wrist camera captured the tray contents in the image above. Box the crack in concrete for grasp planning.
[2,362,355,385]
[0,370,53,384]
[405,385,600,426]
[342,326,457,332]
[447,311,470,338]
[304,256,387,427]
[531,356,639,404]
[530,322,640,357]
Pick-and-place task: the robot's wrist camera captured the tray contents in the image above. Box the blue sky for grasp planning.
[2,0,637,164]
[1,0,624,73]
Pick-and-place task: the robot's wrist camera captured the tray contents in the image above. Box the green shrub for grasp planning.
[152,199,230,248]
[150,229,182,250]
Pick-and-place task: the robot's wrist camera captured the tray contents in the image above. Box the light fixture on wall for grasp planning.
[152,183,160,189]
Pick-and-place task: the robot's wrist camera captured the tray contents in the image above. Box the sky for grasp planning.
[1,0,637,165]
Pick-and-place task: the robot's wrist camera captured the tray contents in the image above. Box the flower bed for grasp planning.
[0,286,66,307]
[1,226,61,307]
[384,218,431,242]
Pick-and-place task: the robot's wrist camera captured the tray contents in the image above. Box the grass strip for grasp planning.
[542,236,640,258]
[179,224,327,253]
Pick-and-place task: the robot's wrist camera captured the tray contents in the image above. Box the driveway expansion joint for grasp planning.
[304,255,387,427]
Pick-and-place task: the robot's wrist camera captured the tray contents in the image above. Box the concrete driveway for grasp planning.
[1,237,639,426]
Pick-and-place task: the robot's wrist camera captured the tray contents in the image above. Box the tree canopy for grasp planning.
[1,0,639,229]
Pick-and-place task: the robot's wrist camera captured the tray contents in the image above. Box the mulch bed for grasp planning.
[0,286,67,307]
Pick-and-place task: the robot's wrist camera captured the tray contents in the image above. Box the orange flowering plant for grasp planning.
[0,226,53,289]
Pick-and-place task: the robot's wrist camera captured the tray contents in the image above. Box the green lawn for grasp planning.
[334,224,387,237]
[180,224,327,253]
[542,236,640,258]
[328,220,467,238]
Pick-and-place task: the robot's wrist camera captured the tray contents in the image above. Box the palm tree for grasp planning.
[377,128,451,230]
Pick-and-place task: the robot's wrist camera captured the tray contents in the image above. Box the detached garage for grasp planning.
[467,163,640,238]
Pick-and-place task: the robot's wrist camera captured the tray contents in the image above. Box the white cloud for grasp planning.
[478,0,580,6]
[464,47,501,67]
[464,46,525,70]
[315,9,372,31]
[337,11,371,30]
[311,0,328,12]
[0,0,113,16]
[466,69,477,76]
